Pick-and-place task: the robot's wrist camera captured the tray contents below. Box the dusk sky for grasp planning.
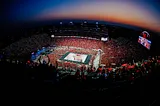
[2,0,160,33]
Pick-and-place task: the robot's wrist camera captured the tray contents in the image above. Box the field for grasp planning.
[60,52,91,65]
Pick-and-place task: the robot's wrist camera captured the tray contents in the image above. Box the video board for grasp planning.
[138,36,151,50]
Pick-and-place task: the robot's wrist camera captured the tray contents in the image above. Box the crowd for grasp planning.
[47,46,97,68]
[53,37,148,66]
[0,51,159,104]
[1,34,52,62]
[101,37,148,66]
[1,32,148,65]
[0,34,159,105]
[1,48,159,83]
[55,37,103,49]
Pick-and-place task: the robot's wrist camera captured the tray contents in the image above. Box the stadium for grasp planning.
[1,0,160,105]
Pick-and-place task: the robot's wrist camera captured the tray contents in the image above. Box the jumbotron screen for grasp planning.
[138,36,151,50]
[138,31,151,50]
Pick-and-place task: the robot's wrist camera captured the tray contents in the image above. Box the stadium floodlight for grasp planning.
[51,35,54,38]
[60,22,62,24]
[96,22,98,24]
[101,37,108,41]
